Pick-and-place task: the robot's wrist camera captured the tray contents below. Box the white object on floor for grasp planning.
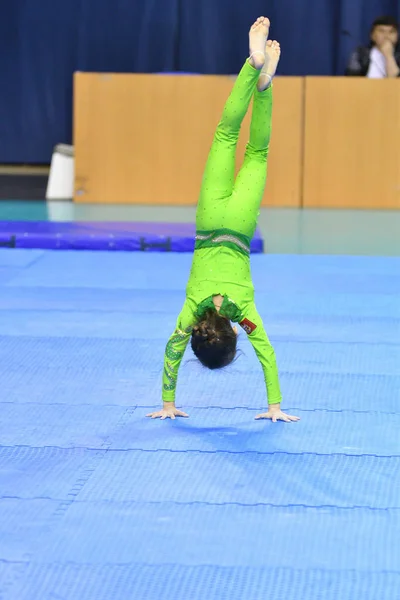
[46,144,75,200]
[47,200,75,221]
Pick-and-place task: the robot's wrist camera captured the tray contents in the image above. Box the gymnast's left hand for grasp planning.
[146,402,189,420]
[255,404,300,423]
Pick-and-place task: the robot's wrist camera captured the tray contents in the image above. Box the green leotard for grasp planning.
[163,59,282,406]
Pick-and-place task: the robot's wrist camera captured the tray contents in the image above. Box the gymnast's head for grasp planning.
[191,309,238,369]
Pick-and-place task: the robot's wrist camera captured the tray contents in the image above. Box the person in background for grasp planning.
[346,16,400,78]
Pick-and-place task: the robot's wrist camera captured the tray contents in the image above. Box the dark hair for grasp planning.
[191,309,237,369]
[371,16,399,35]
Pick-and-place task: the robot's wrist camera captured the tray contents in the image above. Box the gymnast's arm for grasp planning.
[147,299,196,419]
[240,303,300,422]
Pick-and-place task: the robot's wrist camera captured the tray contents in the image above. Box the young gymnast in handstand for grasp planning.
[148,17,300,423]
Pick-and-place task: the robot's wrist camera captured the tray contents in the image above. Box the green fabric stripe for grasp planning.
[195,228,251,256]
[196,228,251,247]
[195,238,249,257]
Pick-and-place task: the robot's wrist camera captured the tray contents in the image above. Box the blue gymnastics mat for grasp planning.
[0,249,399,600]
[0,221,264,253]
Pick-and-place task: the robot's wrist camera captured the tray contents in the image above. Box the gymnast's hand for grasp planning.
[255,403,300,423]
[146,402,189,420]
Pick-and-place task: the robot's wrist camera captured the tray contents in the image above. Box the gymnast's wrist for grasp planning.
[163,400,176,408]
[268,401,281,410]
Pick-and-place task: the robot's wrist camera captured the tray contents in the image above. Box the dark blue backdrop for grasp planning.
[1,0,399,163]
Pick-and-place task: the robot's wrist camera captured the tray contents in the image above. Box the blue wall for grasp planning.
[1,0,399,163]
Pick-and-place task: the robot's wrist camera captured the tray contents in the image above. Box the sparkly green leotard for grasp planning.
[163,60,282,406]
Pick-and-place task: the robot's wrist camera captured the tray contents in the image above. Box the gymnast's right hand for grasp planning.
[146,402,189,420]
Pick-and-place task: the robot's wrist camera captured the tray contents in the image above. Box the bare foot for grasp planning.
[248,17,270,70]
[257,40,281,91]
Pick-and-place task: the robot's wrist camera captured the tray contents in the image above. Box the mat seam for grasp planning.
[1,445,399,458]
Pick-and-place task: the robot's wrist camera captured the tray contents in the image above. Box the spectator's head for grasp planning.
[370,16,399,48]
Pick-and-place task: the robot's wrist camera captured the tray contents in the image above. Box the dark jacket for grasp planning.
[345,44,400,76]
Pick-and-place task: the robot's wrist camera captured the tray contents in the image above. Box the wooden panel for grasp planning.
[303,77,400,210]
[73,73,303,207]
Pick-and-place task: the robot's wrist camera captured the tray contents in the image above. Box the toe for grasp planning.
[266,40,273,47]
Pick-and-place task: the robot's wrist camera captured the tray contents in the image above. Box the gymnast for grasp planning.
[148,17,300,423]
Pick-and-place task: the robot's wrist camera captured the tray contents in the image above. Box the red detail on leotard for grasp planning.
[239,318,257,335]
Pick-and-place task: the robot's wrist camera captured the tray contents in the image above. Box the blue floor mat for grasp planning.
[2,500,398,569]
[0,221,264,253]
[4,447,396,508]
[0,249,399,600]
[7,565,400,600]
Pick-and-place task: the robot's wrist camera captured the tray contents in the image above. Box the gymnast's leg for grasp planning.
[195,17,270,233]
[224,40,281,239]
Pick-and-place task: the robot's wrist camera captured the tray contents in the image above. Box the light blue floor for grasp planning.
[0,249,399,599]
[1,201,399,255]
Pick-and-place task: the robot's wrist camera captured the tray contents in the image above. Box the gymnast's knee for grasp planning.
[215,120,241,142]
[245,143,269,160]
